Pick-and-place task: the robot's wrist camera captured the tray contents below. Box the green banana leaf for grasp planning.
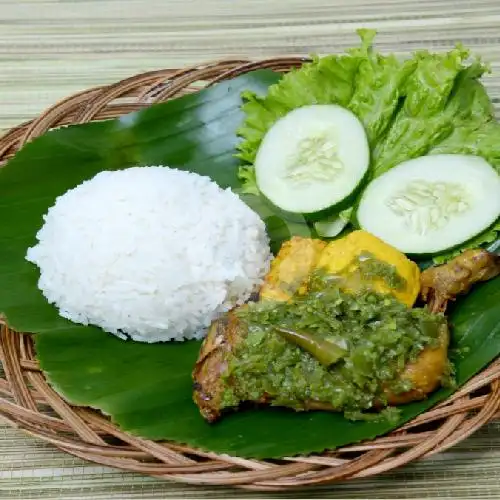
[35,276,500,458]
[0,67,499,459]
[0,69,307,336]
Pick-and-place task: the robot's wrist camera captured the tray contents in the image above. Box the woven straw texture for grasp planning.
[2,0,500,498]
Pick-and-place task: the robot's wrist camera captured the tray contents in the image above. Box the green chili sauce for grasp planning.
[356,251,408,291]
[221,271,447,421]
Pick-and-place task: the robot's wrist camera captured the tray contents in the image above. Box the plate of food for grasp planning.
[0,30,499,489]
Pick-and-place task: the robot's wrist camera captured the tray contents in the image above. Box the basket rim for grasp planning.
[1,57,500,491]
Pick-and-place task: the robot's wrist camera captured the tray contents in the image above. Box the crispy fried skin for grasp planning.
[192,312,244,422]
[192,312,334,420]
[420,249,500,313]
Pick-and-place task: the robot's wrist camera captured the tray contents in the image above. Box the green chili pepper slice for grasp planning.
[274,326,347,367]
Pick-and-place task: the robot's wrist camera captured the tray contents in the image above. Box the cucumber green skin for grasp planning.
[409,225,500,259]
[257,194,309,224]
[334,180,368,230]
[355,208,500,258]
[315,224,354,242]
[350,210,362,230]
[258,169,370,224]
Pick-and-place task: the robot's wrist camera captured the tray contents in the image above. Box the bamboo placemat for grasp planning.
[1,0,500,498]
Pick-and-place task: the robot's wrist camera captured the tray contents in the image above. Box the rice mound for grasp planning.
[26,166,272,343]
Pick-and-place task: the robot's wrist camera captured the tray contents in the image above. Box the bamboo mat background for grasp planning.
[1,0,500,498]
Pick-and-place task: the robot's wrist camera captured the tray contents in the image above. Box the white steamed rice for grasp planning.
[26,166,272,343]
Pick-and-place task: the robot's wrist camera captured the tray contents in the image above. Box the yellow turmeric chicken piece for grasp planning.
[260,236,326,302]
[260,230,421,307]
[316,230,421,307]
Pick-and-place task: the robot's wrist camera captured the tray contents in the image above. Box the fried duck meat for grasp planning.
[193,236,499,423]
[420,249,500,313]
[193,312,244,423]
[193,233,461,423]
[193,311,449,423]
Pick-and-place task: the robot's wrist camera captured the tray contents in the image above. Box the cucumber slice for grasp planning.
[314,208,353,238]
[357,154,500,254]
[254,104,370,215]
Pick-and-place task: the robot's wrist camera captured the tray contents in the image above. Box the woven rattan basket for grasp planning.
[1,59,500,491]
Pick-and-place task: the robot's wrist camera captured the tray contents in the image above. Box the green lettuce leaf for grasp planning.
[237,166,259,195]
[236,30,372,166]
[371,46,478,177]
[348,52,416,148]
[430,120,500,170]
[236,31,498,262]
[425,61,494,159]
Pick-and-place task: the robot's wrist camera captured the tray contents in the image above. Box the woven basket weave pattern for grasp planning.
[0,59,499,491]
